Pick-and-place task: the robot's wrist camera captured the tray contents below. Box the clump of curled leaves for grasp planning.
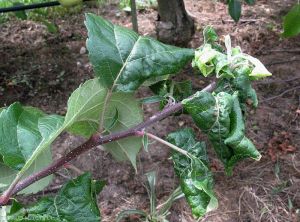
[0,14,271,220]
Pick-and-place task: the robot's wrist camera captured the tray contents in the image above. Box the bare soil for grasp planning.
[0,0,299,221]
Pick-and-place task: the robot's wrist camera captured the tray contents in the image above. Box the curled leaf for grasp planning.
[183,92,261,175]
[167,128,218,218]
[8,173,104,222]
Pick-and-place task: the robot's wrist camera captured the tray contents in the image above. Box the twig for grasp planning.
[255,76,300,85]
[265,59,300,66]
[223,19,258,23]
[264,49,300,54]
[0,82,216,206]
[261,86,300,102]
[130,0,138,33]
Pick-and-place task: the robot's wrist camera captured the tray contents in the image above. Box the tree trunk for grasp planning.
[156,0,194,46]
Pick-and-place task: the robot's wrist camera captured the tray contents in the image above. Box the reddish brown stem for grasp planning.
[0,82,216,206]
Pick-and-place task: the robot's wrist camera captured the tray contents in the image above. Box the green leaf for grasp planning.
[85,13,194,92]
[244,55,272,79]
[140,95,165,104]
[203,26,218,44]
[40,19,58,34]
[145,171,157,215]
[66,79,143,170]
[192,44,217,77]
[13,3,27,20]
[228,0,241,22]
[64,78,107,137]
[0,78,142,194]
[142,133,149,152]
[183,92,261,175]
[102,92,143,170]
[8,173,103,222]
[0,103,64,193]
[116,209,147,222]
[104,108,119,131]
[150,80,193,101]
[282,4,300,37]
[0,104,50,170]
[167,128,218,218]
[215,66,258,107]
[158,186,184,216]
[0,149,52,195]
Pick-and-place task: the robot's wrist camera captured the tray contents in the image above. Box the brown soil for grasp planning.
[1,0,300,221]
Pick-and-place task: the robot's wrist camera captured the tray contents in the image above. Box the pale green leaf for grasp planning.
[103,93,143,170]
[0,103,63,193]
[64,78,143,169]
[65,78,107,137]
[244,55,272,79]
[192,44,218,77]
[0,149,53,194]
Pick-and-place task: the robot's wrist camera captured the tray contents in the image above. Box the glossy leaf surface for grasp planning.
[228,0,241,22]
[85,13,194,92]
[183,92,261,174]
[8,173,104,222]
[167,128,218,218]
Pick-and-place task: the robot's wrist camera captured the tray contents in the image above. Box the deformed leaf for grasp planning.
[215,66,258,107]
[244,55,272,79]
[149,79,193,109]
[192,44,217,77]
[224,94,261,172]
[7,173,104,222]
[203,26,218,44]
[167,128,218,218]
[183,92,261,175]
[85,13,194,92]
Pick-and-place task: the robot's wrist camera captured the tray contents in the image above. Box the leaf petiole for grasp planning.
[137,131,190,158]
